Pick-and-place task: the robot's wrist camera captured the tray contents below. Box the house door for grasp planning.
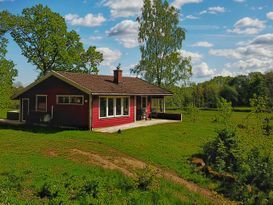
[22,98,29,121]
[136,96,147,120]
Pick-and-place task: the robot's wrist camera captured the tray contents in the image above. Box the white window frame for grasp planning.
[99,96,130,119]
[36,95,48,112]
[56,95,84,105]
[115,97,123,117]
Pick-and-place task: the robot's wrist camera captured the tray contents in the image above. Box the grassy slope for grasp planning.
[0,109,7,119]
[0,110,272,203]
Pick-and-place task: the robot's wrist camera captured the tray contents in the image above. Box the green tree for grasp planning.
[132,0,191,87]
[82,46,103,74]
[5,5,102,76]
[0,38,17,110]
[219,85,238,106]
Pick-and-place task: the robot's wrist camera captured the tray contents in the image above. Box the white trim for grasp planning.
[56,95,84,105]
[89,94,92,130]
[99,96,130,119]
[21,98,29,122]
[35,95,48,112]
[163,97,166,113]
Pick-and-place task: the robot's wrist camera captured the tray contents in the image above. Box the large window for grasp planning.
[100,98,107,117]
[36,95,47,112]
[99,97,130,118]
[57,95,83,105]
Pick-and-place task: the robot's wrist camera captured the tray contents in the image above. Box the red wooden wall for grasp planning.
[20,76,89,128]
[91,96,135,128]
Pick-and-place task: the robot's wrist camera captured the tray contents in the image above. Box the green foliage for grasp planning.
[217,98,233,128]
[134,165,159,191]
[220,148,273,204]
[0,37,17,110]
[187,104,199,122]
[203,128,239,172]
[219,85,238,106]
[3,5,103,76]
[132,0,191,87]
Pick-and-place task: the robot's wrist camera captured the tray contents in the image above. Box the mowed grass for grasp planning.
[0,109,272,204]
[0,109,7,119]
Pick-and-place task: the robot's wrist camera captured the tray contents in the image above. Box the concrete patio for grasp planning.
[93,119,180,133]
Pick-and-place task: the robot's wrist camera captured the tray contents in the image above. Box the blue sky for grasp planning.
[1,0,273,85]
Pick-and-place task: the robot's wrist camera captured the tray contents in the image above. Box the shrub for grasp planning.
[203,128,239,173]
[134,165,159,191]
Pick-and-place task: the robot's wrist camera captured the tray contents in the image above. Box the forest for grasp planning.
[168,71,273,109]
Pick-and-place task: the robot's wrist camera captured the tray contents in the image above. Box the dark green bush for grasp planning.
[203,128,239,173]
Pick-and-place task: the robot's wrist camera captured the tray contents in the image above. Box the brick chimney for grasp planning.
[113,64,122,84]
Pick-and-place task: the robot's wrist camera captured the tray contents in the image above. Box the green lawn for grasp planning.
[0,109,7,119]
[0,110,272,204]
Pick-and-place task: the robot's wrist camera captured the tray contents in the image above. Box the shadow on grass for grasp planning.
[0,123,67,134]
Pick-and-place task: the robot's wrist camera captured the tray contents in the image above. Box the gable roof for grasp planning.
[12,71,172,99]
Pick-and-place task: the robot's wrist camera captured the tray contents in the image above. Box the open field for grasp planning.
[0,110,272,204]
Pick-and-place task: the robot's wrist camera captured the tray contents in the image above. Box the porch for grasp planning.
[93,119,180,133]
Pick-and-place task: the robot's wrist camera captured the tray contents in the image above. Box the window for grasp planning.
[71,96,83,104]
[100,98,107,117]
[123,97,129,115]
[36,95,47,112]
[108,98,114,116]
[57,95,83,105]
[116,98,122,115]
[99,97,130,118]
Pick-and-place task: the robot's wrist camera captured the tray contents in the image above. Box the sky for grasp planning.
[1,0,273,86]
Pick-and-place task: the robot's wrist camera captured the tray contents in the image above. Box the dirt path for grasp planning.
[70,148,235,205]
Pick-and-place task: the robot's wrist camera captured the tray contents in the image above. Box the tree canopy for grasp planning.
[3,4,103,76]
[0,37,17,110]
[131,0,191,87]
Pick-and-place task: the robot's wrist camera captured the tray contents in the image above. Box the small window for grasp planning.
[116,98,122,115]
[100,98,107,117]
[36,95,47,112]
[58,96,70,104]
[71,96,83,104]
[108,98,114,116]
[123,97,129,115]
[57,95,83,105]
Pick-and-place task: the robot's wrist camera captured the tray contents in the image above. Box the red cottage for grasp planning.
[12,68,172,130]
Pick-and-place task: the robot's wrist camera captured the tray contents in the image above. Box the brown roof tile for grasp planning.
[57,71,172,96]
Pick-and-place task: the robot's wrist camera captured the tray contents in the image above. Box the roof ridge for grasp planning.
[56,71,137,79]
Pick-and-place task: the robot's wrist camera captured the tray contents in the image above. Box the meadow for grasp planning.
[0,110,272,204]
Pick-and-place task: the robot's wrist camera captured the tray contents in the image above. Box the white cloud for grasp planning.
[103,0,143,18]
[107,20,139,48]
[88,36,103,41]
[227,17,265,35]
[194,62,215,77]
[65,13,105,27]
[233,0,245,3]
[200,6,225,15]
[180,50,215,78]
[192,41,213,47]
[185,15,199,20]
[180,50,203,63]
[209,33,273,72]
[172,0,202,9]
[267,12,273,20]
[96,47,122,66]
